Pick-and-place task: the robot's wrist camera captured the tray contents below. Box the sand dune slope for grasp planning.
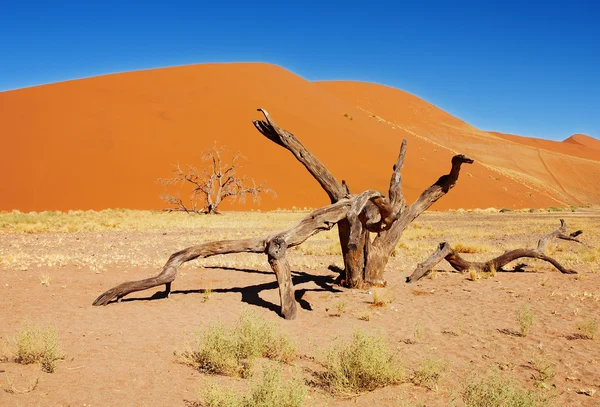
[0,64,597,212]
[563,133,600,150]
[317,81,600,207]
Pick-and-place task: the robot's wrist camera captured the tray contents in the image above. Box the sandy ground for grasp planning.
[1,210,599,406]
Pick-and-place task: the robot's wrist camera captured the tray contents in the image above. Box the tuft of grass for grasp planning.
[411,358,448,391]
[331,300,347,316]
[454,243,488,254]
[462,372,552,407]
[39,273,51,286]
[14,323,64,373]
[201,365,306,407]
[371,288,393,307]
[358,312,371,321]
[203,285,213,302]
[318,330,404,395]
[176,311,296,377]
[517,305,536,337]
[468,268,479,281]
[576,317,597,339]
[529,356,555,389]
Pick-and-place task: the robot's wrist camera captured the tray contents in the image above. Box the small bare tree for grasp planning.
[157,142,275,214]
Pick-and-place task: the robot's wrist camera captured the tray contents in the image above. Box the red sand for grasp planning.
[1,63,598,212]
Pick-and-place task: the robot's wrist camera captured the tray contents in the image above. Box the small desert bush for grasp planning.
[530,356,555,388]
[462,372,552,407]
[202,365,306,407]
[319,330,404,395]
[14,323,64,373]
[576,317,597,339]
[411,358,448,391]
[177,312,295,377]
[517,305,535,337]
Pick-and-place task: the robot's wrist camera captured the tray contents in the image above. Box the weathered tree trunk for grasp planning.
[406,219,583,282]
[94,110,473,318]
[253,111,473,287]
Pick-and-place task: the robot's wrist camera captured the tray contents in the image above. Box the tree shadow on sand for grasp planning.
[120,266,343,317]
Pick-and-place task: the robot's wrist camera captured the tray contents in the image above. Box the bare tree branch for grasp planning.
[157,142,275,214]
[407,219,583,282]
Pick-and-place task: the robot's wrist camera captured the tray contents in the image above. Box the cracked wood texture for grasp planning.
[406,219,583,282]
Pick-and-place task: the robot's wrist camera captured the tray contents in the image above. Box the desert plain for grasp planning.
[1,207,599,406]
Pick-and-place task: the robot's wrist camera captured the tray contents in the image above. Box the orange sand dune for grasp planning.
[316,81,600,207]
[563,133,600,150]
[489,131,600,161]
[0,63,597,212]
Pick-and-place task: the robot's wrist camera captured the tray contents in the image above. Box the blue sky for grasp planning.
[1,0,598,140]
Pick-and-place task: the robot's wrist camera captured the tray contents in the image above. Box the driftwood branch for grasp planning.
[93,199,353,318]
[407,219,583,282]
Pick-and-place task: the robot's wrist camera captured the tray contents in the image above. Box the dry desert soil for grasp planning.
[1,208,599,406]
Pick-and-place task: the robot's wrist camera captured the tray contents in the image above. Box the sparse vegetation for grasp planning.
[200,365,306,407]
[318,330,404,395]
[530,355,555,388]
[176,312,295,377]
[462,372,552,407]
[14,322,64,373]
[371,288,393,307]
[454,243,488,254]
[517,305,536,337]
[411,358,448,391]
[576,317,597,339]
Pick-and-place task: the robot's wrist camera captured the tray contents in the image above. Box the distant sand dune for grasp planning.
[1,63,598,212]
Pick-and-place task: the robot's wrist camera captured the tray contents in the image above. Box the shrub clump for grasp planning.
[411,358,448,391]
[202,365,306,407]
[319,330,404,395]
[462,372,552,407]
[177,311,296,377]
[14,322,64,373]
[517,305,535,337]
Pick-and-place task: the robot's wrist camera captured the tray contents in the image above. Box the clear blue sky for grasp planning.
[1,0,598,140]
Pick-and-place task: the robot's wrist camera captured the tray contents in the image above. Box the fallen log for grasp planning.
[406,219,583,283]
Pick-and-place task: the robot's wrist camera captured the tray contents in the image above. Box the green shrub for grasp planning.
[177,311,296,377]
[517,305,535,337]
[411,358,448,390]
[319,330,404,395]
[462,372,552,407]
[202,365,306,407]
[14,322,64,373]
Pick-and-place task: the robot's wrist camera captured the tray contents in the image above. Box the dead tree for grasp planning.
[406,219,583,283]
[93,109,473,319]
[157,142,274,214]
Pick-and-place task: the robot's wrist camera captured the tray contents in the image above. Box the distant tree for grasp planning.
[157,142,275,214]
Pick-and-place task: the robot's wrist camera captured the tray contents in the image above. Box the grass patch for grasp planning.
[454,243,488,253]
[462,371,553,406]
[14,322,64,373]
[318,330,404,395]
[576,317,597,339]
[530,355,555,388]
[176,311,296,377]
[371,288,393,307]
[517,305,535,337]
[200,365,306,407]
[411,358,448,391]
